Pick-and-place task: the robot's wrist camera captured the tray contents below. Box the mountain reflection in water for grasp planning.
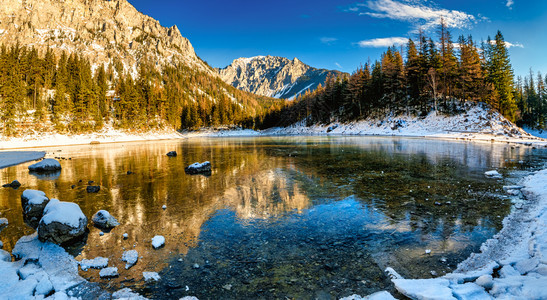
[1,136,545,299]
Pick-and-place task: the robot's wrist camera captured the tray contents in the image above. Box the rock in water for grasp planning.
[184,161,212,175]
[0,218,8,231]
[484,170,502,178]
[166,151,177,157]
[37,199,88,245]
[152,235,165,249]
[92,210,120,229]
[28,159,62,172]
[87,186,101,193]
[122,250,139,269]
[21,190,50,229]
[79,257,109,271]
[2,180,21,189]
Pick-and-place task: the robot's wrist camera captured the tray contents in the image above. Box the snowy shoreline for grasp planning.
[1,106,546,150]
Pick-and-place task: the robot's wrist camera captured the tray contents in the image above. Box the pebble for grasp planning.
[425,249,432,254]
[192,263,200,269]
[162,205,167,210]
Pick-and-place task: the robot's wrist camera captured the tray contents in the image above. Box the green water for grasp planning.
[0,136,545,299]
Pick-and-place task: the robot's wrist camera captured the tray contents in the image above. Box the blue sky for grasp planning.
[128,0,547,78]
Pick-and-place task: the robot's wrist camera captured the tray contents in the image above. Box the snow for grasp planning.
[0,151,45,168]
[392,278,456,300]
[79,257,109,271]
[151,235,165,249]
[112,288,147,300]
[523,126,547,139]
[22,189,49,205]
[28,158,62,171]
[262,105,547,148]
[340,291,396,300]
[99,267,119,278]
[40,199,86,227]
[122,250,138,269]
[143,271,161,282]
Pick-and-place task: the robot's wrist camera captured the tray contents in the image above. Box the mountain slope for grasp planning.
[0,0,210,76]
[217,55,346,100]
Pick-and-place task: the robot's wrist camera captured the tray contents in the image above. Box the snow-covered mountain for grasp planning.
[217,56,346,100]
[0,0,211,76]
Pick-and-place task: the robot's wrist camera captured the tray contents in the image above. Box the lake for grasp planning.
[1,136,546,299]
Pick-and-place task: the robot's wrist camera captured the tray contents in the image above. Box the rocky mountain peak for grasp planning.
[0,0,211,75]
[217,55,345,99]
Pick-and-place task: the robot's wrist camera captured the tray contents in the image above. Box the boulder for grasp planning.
[166,151,177,157]
[87,186,101,193]
[37,199,88,245]
[2,180,21,189]
[0,218,7,231]
[184,161,212,175]
[21,190,50,229]
[28,159,62,172]
[92,210,120,229]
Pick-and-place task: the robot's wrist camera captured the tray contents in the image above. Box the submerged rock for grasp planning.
[92,210,120,229]
[184,161,212,175]
[86,186,101,193]
[2,180,21,189]
[28,159,62,172]
[122,250,139,269]
[21,189,50,229]
[166,151,177,157]
[37,199,88,245]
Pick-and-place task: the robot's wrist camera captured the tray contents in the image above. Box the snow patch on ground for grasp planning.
[523,126,547,139]
[0,151,45,168]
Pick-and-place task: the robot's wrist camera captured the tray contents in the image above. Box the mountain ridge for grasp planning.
[217,55,346,100]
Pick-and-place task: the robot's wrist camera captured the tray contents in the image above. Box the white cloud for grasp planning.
[506,0,514,10]
[349,0,476,30]
[335,62,343,69]
[489,40,523,49]
[320,37,338,44]
[357,37,409,48]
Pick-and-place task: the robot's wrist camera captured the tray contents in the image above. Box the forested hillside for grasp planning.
[0,45,283,136]
[259,22,546,130]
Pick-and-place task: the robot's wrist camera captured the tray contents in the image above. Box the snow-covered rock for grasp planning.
[184,161,212,174]
[123,233,129,239]
[28,158,62,172]
[392,278,456,300]
[0,240,3,249]
[37,199,88,245]
[484,170,502,178]
[79,257,109,271]
[152,235,165,249]
[122,250,138,269]
[143,271,161,282]
[92,210,120,229]
[340,291,396,300]
[475,274,494,289]
[99,267,119,278]
[21,189,50,229]
[112,288,147,299]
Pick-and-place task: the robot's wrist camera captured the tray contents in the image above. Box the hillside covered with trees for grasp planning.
[259,22,546,131]
[0,44,283,136]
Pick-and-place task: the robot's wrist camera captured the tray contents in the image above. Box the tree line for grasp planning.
[0,44,281,136]
[259,22,545,130]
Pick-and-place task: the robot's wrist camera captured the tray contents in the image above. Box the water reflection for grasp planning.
[0,137,545,299]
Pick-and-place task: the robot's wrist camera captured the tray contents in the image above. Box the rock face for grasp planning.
[91,210,119,229]
[21,189,50,229]
[217,56,346,99]
[0,0,210,76]
[184,161,212,175]
[37,199,88,245]
[28,159,62,172]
